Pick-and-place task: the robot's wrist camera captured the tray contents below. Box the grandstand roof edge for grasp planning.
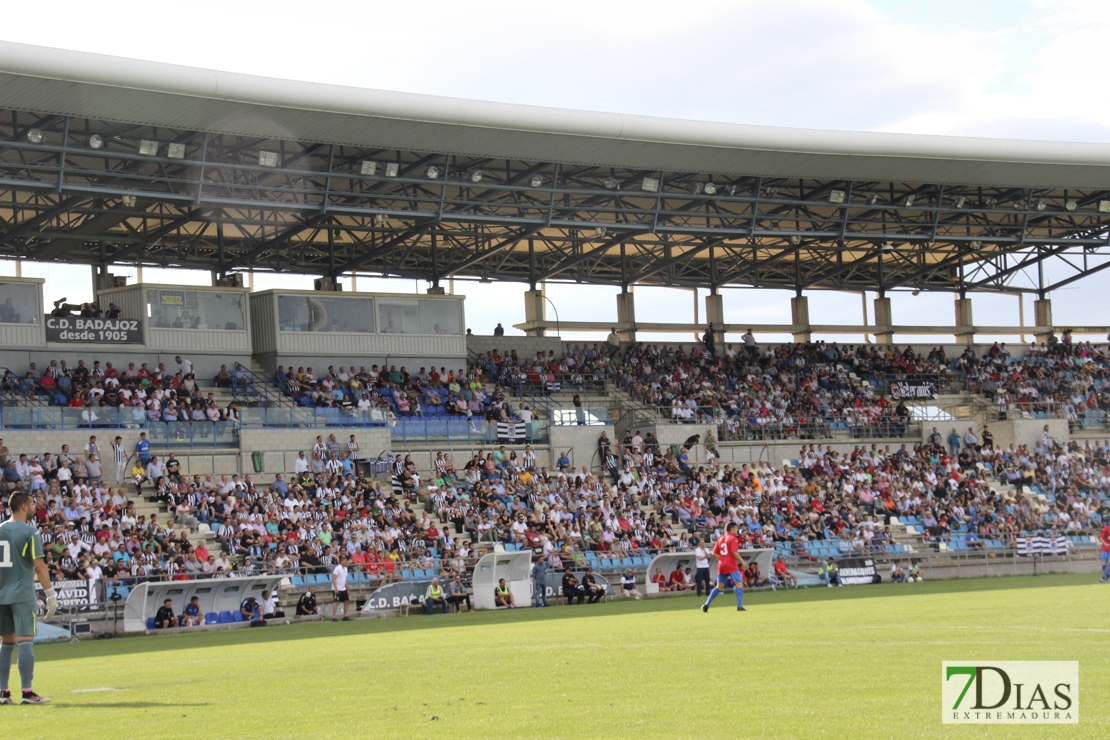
[3,40,1110,187]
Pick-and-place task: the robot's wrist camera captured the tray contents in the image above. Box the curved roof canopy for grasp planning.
[0,40,1109,296]
[3,40,1110,188]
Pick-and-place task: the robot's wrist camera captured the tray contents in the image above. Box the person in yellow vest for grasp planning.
[425,578,448,615]
[494,578,517,609]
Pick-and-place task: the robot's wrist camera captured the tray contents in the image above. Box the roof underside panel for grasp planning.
[4,41,1110,188]
[1,42,1110,294]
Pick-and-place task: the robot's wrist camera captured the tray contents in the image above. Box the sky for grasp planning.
[2,0,1109,343]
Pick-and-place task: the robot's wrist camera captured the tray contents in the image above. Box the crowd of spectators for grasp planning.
[0,355,243,426]
[469,340,954,441]
[960,340,1110,428]
[0,435,228,604]
[271,363,524,427]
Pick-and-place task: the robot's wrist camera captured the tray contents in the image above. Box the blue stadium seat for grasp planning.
[146,617,156,630]
[218,611,234,624]
[232,610,243,622]
[291,576,306,589]
[205,612,219,624]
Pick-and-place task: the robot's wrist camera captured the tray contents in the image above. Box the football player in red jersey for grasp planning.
[701,522,748,612]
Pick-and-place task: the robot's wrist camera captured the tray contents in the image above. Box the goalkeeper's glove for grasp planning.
[44,588,58,620]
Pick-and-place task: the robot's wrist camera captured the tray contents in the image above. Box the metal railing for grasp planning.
[660,413,917,440]
[390,418,549,445]
[230,365,292,409]
[239,406,390,428]
[0,406,239,446]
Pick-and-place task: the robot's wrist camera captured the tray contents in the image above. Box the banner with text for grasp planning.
[890,380,939,400]
[838,557,881,585]
[46,317,143,344]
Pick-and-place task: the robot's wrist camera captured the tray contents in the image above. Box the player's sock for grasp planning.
[705,587,721,606]
[16,642,34,692]
[0,643,13,691]
[1102,560,1110,580]
[735,586,744,609]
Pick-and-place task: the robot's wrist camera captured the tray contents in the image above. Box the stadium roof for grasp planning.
[1,40,1110,295]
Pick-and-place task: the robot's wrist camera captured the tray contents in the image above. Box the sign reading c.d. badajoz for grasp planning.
[942,661,1077,724]
[45,317,142,344]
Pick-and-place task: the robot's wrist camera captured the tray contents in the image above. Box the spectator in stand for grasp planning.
[493,323,505,336]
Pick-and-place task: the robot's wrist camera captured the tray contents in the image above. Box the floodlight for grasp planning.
[121,194,137,207]
[373,214,388,226]
[703,182,717,196]
[641,177,660,193]
[88,134,104,150]
[530,175,543,188]
[167,143,186,160]
[604,176,619,190]
[904,195,915,207]
[595,226,607,238]
[953,196,966,208]
[881,242,894,251]
[789,235,802,246]
[426,166,440,179]
[1035,199,1047,211]
[866,194,879,206]
[829,190,846,204]
[26,128,43,144]
[139,139,159,156]
[985,198,998,208]
[1065,199,1078,212]
[360,161,377,176]
[1099,200,1110,213]
[470,170,483,184]
[258,151,279,167]
[385,163,400,177]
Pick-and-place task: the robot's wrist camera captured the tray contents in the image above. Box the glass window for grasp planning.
[419,299,462,335]
[0,282,39,324]
[277,295,375,333]
[378,298,420,334]
[146,289,245,330]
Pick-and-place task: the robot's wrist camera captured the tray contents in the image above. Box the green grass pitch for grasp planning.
[9,573,1107,738]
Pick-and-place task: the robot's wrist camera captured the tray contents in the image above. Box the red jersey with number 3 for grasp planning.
[1101,524,1110,552]
[713,532,741,573]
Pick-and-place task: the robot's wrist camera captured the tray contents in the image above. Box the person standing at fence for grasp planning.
[111,436,127,485]
[531,557,548,607]
[693,538,712,597]
[946,428,960,457]
[134,432,151,466]
[330,557,351,622]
